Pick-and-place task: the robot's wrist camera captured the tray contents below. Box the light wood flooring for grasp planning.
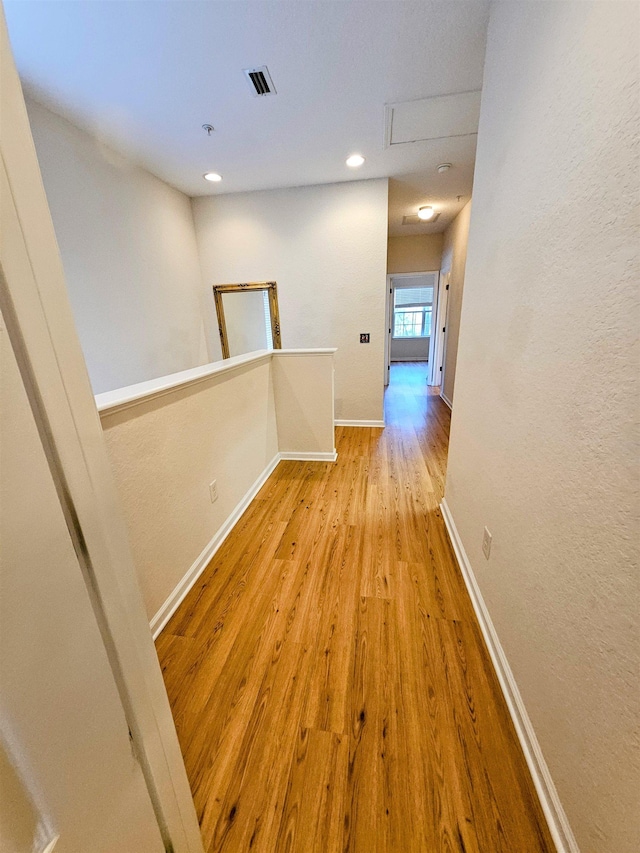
[156,361,556,853]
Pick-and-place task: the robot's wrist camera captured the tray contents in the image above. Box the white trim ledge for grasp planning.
[272,348,337,357]
[97,350,272,416]
[335,419,385,428]
[440,392,453,409]
[96,348,339,417]
[279,450,337,462]
[440,498,580,853]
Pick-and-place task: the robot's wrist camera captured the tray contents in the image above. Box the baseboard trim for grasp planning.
[150,453,280,639]
[335,419,385,428]
[150,449,340,638]
[279,450,337,462]
[440,392,453,409]
[440,499,579,853]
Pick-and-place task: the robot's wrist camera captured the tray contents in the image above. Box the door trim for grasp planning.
[387,271,440,383]
[0,16,203,852]
[430,270,450,387]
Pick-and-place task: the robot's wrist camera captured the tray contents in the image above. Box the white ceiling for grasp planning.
[5,0,489,234]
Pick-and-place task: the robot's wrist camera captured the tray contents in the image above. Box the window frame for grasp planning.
[391,284,434,340]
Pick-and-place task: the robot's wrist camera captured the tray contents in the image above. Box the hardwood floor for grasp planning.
[156,361,556,853]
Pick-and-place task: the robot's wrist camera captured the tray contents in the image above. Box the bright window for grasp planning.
[392,284,433,338]
[263,290,274,349]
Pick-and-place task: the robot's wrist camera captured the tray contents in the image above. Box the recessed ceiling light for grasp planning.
[203,172,222,182]
[437,163,452,173]
[346,154,365,168]
[418,206,435,221]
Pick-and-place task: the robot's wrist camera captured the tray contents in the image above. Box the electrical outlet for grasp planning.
[209,480,218,503]
[482,526,492,560]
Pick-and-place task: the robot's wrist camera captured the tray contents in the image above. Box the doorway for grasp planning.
[385,271,441,386]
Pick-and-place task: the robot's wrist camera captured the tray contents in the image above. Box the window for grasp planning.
[392,284,433,338]
[263,290,274,349]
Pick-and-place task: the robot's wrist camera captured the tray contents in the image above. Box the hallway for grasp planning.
[156,363,555,853]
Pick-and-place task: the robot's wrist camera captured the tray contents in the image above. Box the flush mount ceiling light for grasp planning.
[437,163,452,173]
[346,154,365,168]
[418,205,435,221]
[203,172,222,182]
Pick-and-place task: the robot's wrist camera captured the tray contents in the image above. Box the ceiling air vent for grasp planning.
[243,66,277,97]
[403,213,440,226]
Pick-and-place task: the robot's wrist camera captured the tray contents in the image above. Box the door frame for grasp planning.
[386,271,441,385]
[430,269,450,388]
[0,15,203,853]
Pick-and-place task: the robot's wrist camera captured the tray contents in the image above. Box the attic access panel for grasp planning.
[385,90,481,147]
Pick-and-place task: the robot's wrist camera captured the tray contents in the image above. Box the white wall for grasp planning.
[0,313,163,853]
[387,233,443,274]
[440,201,471,403]
[26,98,210,394]
[0,735,44,853]
[272,351,335,456]
[390,336,429,361]
[100,358,278,621]
[192,179,389,422]
[445,3,639,852]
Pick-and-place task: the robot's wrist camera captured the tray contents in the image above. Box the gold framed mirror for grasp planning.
[212,281,282,359]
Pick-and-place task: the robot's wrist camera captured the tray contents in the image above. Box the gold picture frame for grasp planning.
[212,281,282,359]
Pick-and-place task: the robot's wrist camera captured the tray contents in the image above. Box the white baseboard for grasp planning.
[150,449,339,639]
[440,499,579,853]
[150,453,280,638]
[335,419,385,428]
[279,450,337,462]
[440,392,453,409]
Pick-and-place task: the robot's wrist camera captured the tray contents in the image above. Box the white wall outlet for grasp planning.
[482,526,492,560]
[209,480,218,503]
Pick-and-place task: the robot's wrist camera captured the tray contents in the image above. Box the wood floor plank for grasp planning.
[301,524,362,734]
[343,595,388,853]
[360,485,396,599]
[393,561,475,853]
[156,362,556,853]
[273,727,348,853]
[179,558,299,771]
[202,639,312,851]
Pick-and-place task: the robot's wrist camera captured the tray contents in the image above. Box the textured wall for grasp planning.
[193,179,389,422]
[445,3,639,851]
[0,312,163,853]
[101,359,279,619]
[27,98,209,393]
[272,352,336,456]
[387,234,443,274]
[440,201,471,403]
